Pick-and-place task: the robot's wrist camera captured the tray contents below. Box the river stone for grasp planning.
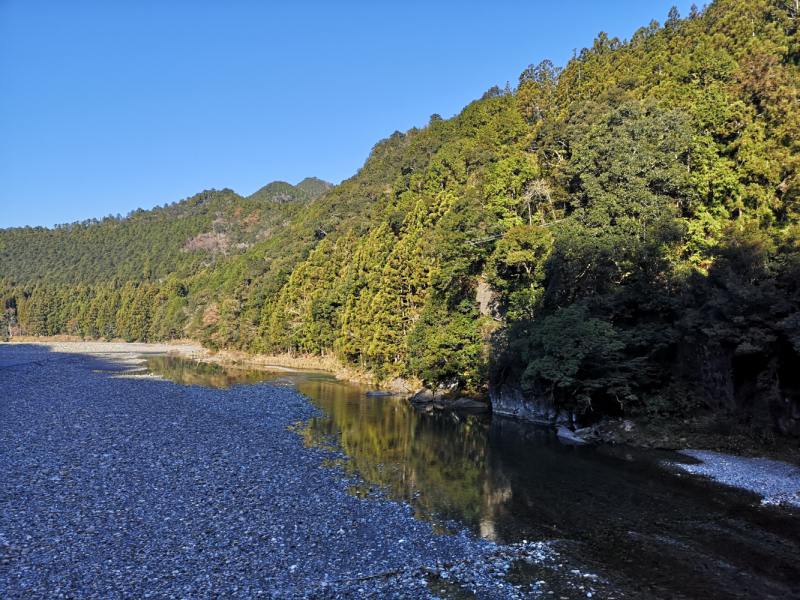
[573,426,599,441]
[451,398,489,411]
[365,391,391,397]
[409,388,434,404]
[434,377,460,401]
[556,425,588,445]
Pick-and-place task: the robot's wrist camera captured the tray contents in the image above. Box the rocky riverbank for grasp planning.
[0,343,620,599]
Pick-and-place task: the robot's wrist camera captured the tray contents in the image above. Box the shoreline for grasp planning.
[6,340,800,511]
[208,348,423,394]
[4,337,422,392]
[3,339,206,366]
[5,337,369,379]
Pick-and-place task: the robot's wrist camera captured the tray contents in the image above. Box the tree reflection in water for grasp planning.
[143,355,293,389]
[298,379,506,536]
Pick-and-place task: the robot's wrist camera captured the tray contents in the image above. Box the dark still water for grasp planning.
[143,355,800,599]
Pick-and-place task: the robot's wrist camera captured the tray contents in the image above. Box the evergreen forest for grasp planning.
[3,0,800,434]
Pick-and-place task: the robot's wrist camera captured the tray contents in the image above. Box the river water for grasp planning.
[142,355,800,599]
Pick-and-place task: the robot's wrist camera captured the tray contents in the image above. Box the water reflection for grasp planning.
[141,355,294,389]
[143,356,800,599]
[300,389,500,535]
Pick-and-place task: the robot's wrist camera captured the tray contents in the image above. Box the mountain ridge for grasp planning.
[0,177,333,285]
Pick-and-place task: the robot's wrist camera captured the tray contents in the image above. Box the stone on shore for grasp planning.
[557,425,589,445]
[410,388,434,404]
[450,398,490,411]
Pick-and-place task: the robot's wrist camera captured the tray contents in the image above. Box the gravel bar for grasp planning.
[0,344,606,599]
[673,449,800,508]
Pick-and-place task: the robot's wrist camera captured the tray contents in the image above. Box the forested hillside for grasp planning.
[0,178,330,285]
[3,0,800,435]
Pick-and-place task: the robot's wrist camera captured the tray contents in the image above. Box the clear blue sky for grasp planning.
[1,0,696,228]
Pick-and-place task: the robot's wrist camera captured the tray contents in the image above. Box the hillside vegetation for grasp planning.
[3,0,800,436]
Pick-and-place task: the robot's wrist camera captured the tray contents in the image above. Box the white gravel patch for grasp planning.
[672,450,800,508]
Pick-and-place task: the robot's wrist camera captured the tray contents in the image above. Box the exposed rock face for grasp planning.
[434,377,460,401]
[689,340,800,437]
[384,377,416,394]
[476,281,501,319]
[488,371,571,425]
[489,337,800,436]
[695,342,735,413]
[409,383,489,411]
[182,232,230,255]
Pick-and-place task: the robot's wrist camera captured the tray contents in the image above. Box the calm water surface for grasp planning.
[143,355,800,599]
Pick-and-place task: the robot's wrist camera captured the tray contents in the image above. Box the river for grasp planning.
[142,354,800,599]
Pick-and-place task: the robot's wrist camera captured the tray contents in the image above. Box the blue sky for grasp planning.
[1,0,696,228]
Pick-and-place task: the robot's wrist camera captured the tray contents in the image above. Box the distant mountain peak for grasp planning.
[295,177,333,201]
[247,181,306,204]
[246,178,332,205]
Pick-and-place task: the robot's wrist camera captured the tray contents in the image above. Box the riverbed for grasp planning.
[2,344,800,599]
